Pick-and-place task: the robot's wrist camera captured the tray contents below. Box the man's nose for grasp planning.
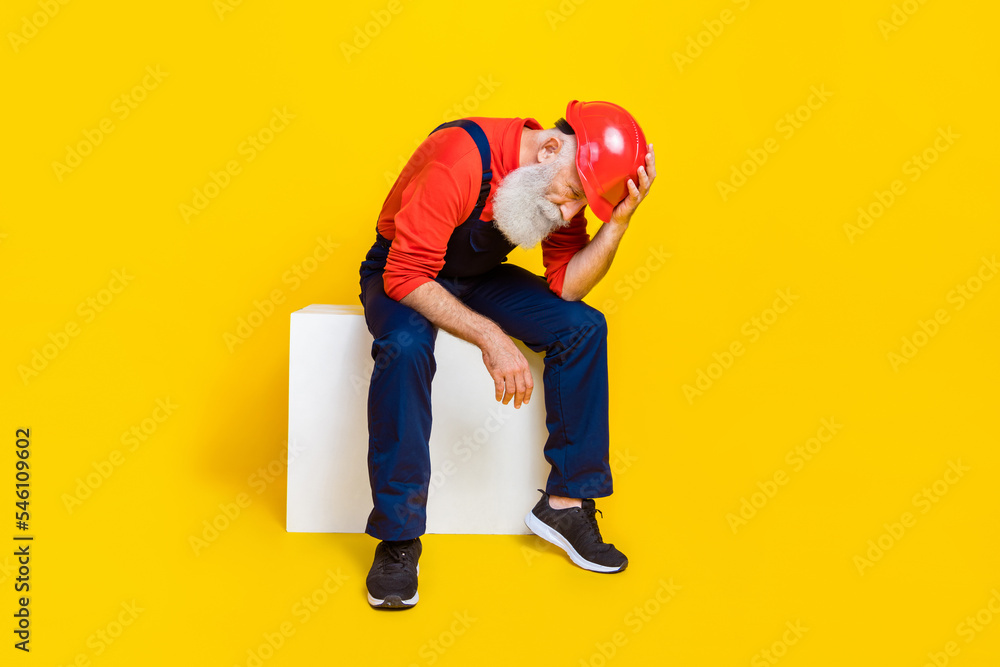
[560,200,586,222]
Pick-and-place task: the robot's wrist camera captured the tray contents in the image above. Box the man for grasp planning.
[358,100,655,609]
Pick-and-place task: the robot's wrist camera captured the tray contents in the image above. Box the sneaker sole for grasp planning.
[524,511,627,573]
[367,591,418,609]
[367,565,419,609]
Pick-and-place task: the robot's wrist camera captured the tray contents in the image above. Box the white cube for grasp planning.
[286,304,550,534]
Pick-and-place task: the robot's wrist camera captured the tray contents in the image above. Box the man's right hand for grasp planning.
[399,280,534,409]
[480,329,533,409]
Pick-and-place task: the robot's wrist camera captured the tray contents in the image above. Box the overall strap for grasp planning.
[429,119,492,222]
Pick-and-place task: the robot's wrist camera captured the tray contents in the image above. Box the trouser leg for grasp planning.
[462,264,613,498]
[359,253,437,540]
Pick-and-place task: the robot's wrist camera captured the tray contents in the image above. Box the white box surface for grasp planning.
[287,304,549,534]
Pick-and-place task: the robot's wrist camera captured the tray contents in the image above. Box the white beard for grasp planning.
[491,156,573,249]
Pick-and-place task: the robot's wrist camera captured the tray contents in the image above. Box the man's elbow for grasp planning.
[558,283,586,302]
[549,265,582,301]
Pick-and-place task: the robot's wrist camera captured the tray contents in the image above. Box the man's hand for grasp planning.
[609,143,656,226]
[559,144,655,301]
[400,280,534,408]
[480,329,533,409]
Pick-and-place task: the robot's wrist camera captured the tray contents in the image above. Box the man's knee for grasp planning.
[371,326,434,379]
[533,301,608,360]
[559,302,608,346]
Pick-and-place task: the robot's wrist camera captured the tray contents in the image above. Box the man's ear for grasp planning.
[537,136,562,163]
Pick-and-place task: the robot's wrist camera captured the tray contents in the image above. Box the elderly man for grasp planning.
[358,100,655,609]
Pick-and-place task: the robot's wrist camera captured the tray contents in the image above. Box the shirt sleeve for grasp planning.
[382,160,476,301]
[541,208,591,298]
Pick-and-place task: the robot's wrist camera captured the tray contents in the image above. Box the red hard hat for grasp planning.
[564,100,647,223]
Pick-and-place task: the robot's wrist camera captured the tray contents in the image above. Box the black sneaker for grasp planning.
[366,537,421,609]
[524,489,628,573]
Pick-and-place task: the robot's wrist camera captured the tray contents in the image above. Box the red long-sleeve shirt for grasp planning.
[376,116,590,301]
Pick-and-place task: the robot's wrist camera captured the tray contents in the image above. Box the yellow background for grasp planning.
[2,0,998,664]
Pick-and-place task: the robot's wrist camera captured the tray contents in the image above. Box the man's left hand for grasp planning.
[609,143,656,226]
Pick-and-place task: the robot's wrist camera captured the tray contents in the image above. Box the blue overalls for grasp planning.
[358,119,612,541]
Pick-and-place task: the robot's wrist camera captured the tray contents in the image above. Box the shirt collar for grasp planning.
[503,117,543,174]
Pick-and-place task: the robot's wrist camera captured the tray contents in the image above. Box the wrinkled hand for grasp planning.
[481,333,533,409]
[610,143,656,225]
